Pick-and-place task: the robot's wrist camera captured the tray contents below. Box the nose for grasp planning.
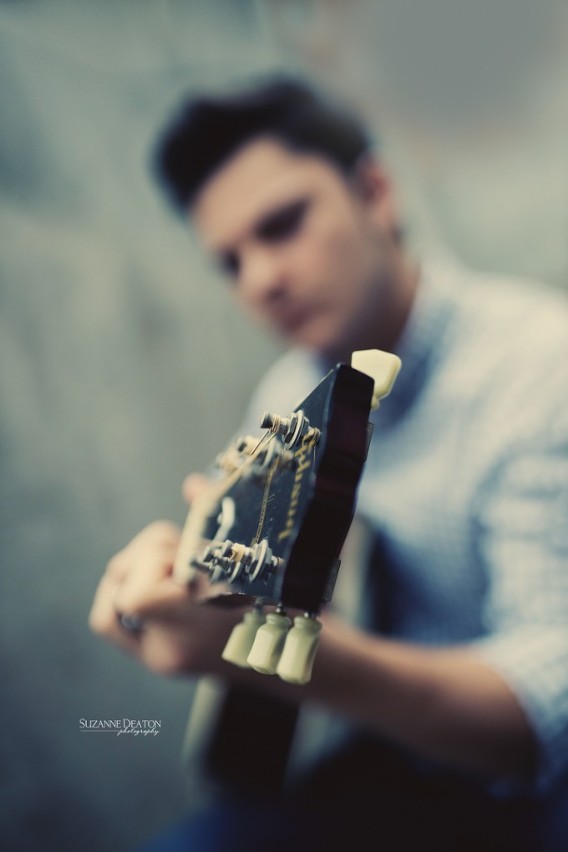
[238,247,287,307]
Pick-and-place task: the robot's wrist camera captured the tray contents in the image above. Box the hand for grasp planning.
[89,480,244,677]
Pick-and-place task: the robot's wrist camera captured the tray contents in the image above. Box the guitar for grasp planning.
[175,349,400,796]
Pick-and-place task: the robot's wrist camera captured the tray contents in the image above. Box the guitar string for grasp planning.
[253,430,320,548]
[174,430,276,580]
[252,454,280,545]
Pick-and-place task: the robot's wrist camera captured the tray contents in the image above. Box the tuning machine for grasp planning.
[250,438,295,476]
[216,435,258,473]
[194,538,281,586]
[216,433,296,479]
[260,409,319,450]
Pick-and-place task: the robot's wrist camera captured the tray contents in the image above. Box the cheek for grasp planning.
[296,216,367,290]
[320,226,377,310]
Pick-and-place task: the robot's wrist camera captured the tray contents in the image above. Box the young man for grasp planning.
[90,78,568,850]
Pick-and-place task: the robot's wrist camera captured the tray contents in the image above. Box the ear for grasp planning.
[352,157,399,237]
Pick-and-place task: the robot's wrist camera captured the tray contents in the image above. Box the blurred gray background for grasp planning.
[0,1,566,850]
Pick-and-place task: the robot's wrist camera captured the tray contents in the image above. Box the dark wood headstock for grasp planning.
[174,351,400,685]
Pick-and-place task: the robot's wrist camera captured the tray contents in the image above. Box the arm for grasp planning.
[307,615,536,780]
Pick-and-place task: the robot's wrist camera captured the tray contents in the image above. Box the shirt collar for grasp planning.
[310,251,459,417]
[379,252,458,417]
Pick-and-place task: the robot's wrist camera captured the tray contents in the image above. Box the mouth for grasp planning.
[269,304,314,335]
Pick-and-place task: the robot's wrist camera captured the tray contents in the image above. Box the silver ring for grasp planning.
[116,611,144,634]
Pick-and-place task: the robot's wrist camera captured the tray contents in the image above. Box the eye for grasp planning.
[217,250,240,280]
[256,199,309,243]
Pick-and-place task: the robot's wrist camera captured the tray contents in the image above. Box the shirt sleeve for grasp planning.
[469,401,568,792]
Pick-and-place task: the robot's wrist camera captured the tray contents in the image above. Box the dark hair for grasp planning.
[154,76,372,214]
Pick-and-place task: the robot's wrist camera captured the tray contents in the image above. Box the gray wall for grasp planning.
[0,2,566,850]
[0,3,280,850]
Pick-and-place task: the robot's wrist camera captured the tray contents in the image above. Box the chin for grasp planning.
[303,334,352,363]
[275,313,352,360]
[289,326,338,357]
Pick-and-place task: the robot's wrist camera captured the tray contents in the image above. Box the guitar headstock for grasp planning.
[174,350,400,683]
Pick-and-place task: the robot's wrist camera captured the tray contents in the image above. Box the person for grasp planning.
[89,77,568,851]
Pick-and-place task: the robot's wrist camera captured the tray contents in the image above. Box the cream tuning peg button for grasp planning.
[276,615,322,685]
[246,611,291,675]
[351,349,401,410]
[221,608,266,669]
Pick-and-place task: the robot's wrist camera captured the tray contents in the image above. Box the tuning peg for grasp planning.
[246,611,291,675]
[221,607,266,668]
[351,349,401,410]
[276,615,322,685]
[260,410,319,449]
[216,435,258,472]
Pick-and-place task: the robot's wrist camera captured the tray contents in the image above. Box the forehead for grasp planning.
[192,137,345,251]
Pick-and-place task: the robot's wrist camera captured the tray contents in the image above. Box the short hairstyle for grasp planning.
[154,76,372,214]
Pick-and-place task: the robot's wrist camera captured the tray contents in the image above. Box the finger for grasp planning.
[182,473,211,504]
[113,538,179,618]
[128,520,181,554]
[89,571,141,653]
[110,520,180,613]
[105,549,131,583]
[90,521,180,648]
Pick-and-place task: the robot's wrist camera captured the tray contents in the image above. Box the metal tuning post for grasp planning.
[216,435,258,473]
[260,410,319,450]
[249,438,295,478]
[196,539,238,583]
[195,539,281,586]
[217,432,296,480]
